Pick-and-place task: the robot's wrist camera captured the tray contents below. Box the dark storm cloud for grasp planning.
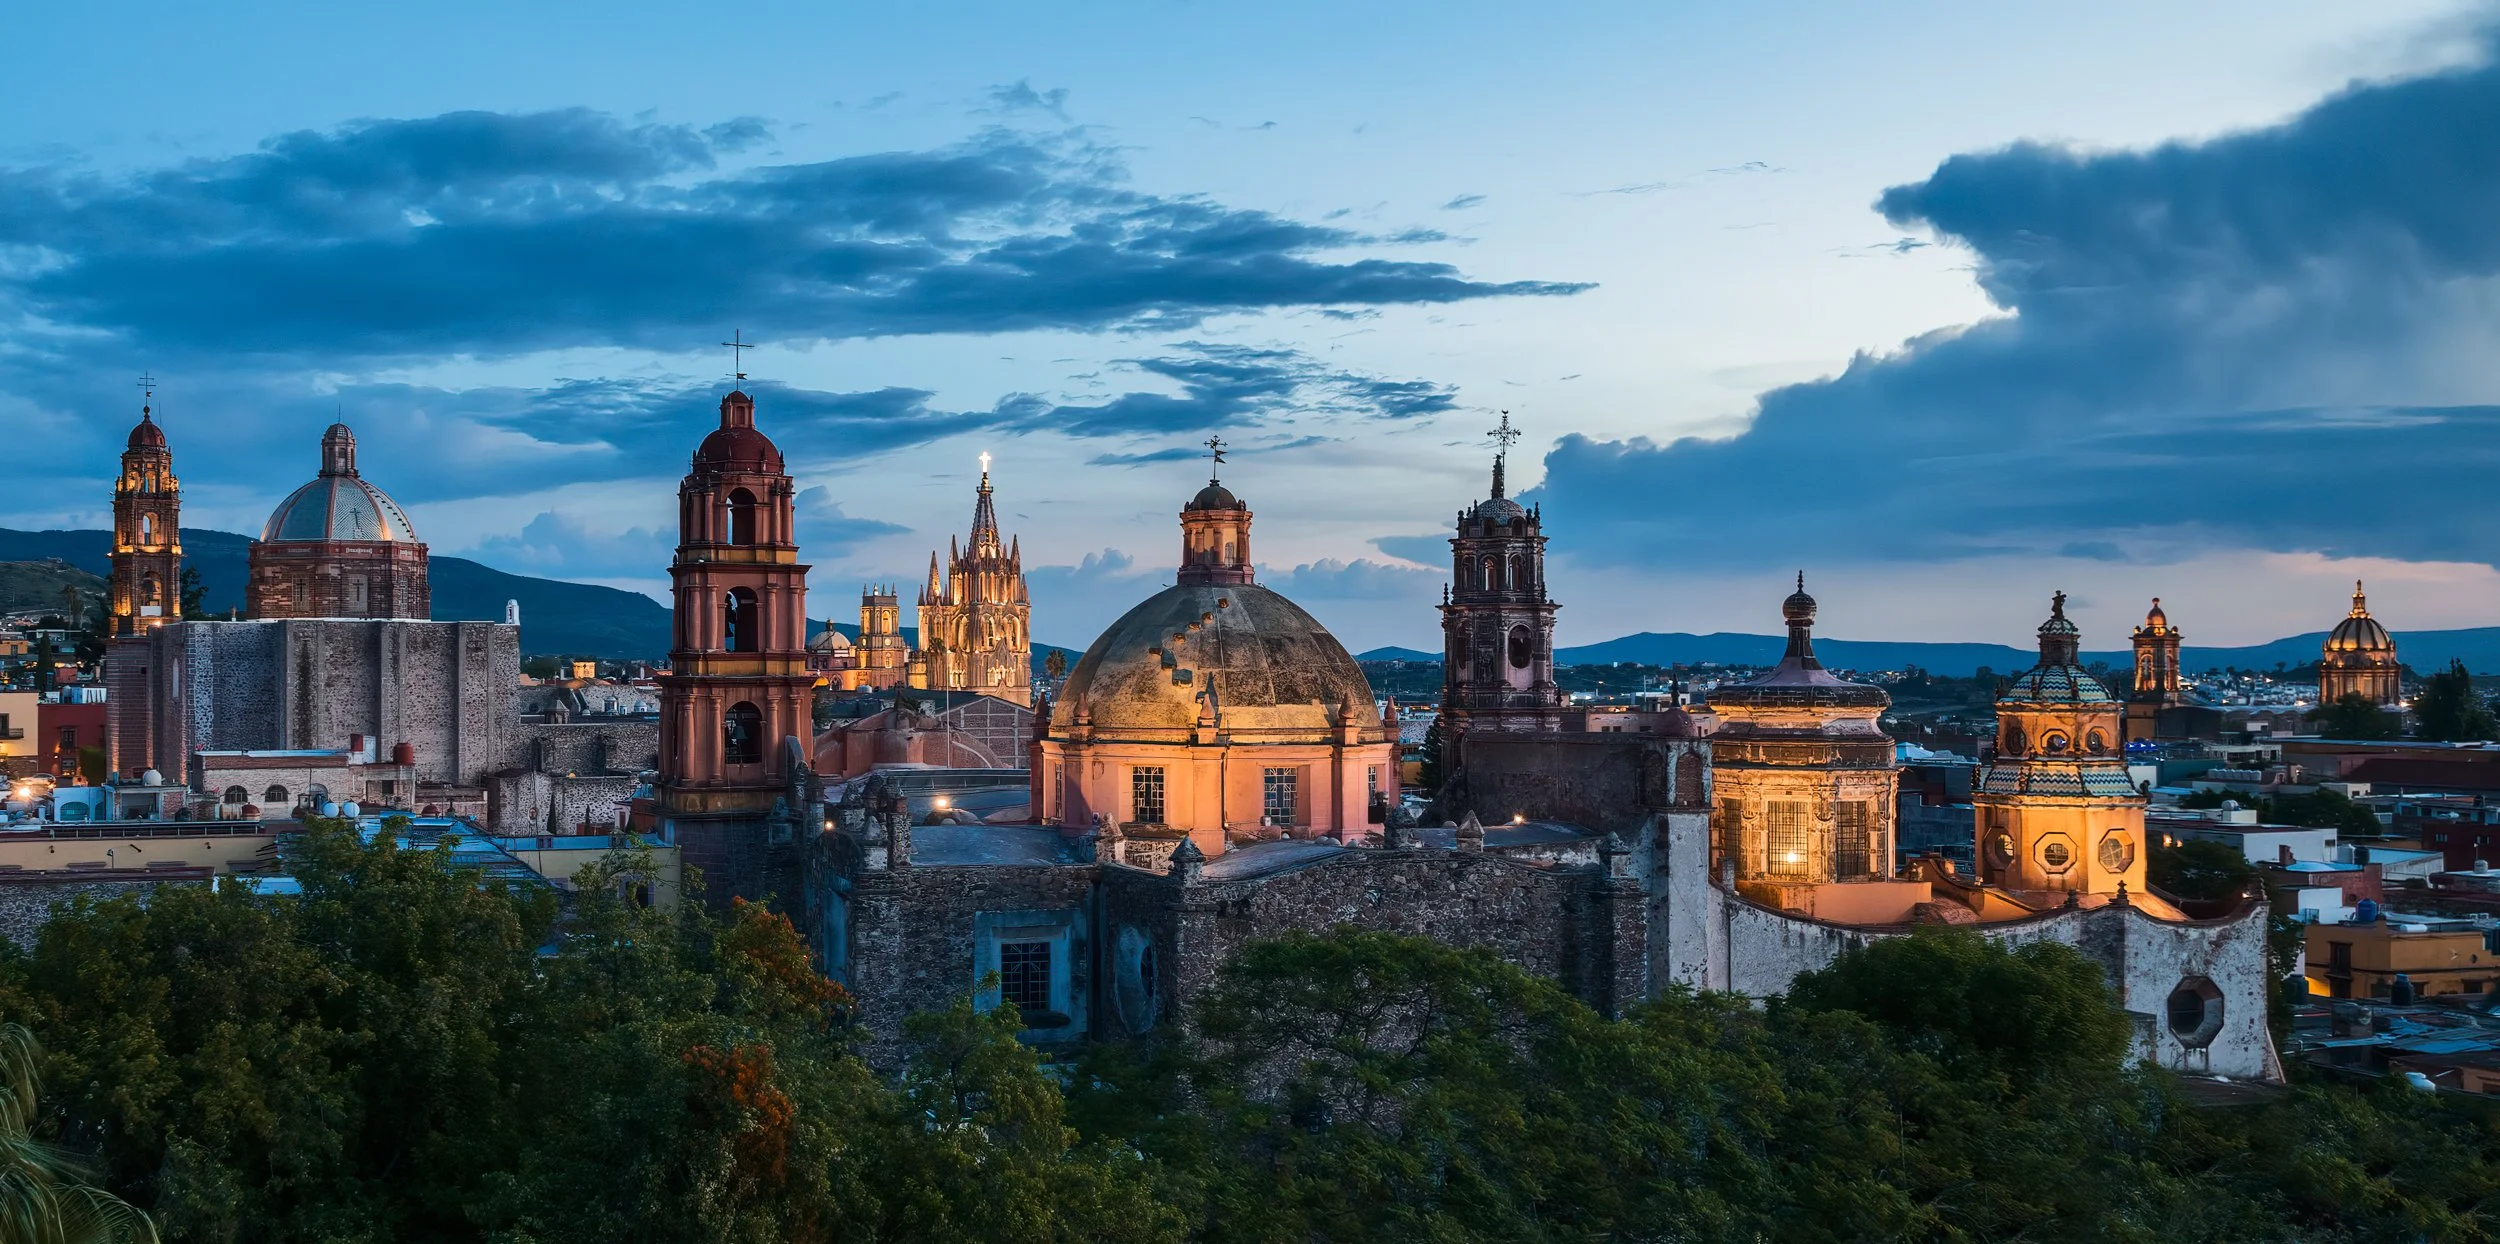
[0,109,1588,360]
[1530,43,2500,571]
[1025,342,1457,441]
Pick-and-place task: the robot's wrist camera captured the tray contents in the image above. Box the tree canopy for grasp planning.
[2415,659,2498,743]
[2310,692,2405,740]
[8,827,2500,1241]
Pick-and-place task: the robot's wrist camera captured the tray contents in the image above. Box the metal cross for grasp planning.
[1204,435,1227,482]
[722,330,753,382]
[979,450,992,477]
[1488,411,1521,456]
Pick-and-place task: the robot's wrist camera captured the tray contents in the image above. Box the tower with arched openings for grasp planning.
[657,387,817,909]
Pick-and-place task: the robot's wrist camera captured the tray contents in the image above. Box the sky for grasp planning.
[5,1,2499,654]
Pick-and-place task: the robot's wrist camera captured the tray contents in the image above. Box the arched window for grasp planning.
[725,488,759,546]
[1507,625,1532,670]
[263,785,290,804]
[141,574,160,606]
[305,784,329,807]
[725,588,760,653]
[724,701,764,765]
[1508,554,1526,592]
[222,785,248,805]
[139,513,155,543]
[1480,558,1496,592]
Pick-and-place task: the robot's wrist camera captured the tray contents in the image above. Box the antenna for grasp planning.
[722,330,754,384]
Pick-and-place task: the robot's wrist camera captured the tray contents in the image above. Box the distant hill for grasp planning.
[1518,627,2500,677]
[0,560,106,618]
[0,528,672,659]
[1358,646,1439,663]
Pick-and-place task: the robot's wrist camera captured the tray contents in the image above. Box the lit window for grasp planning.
[1834,802,1872,879]
[1000,940,1051,1012]
[1767,801,1810,876]
[1132,766,1165,824]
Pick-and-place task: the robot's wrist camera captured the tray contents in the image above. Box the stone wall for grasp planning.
[0,876,199,949]
[1457,732,1709,835]
[833,860,1102,1064]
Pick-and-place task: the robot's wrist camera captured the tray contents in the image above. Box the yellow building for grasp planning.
[1973,593,2149,902]
[2306,918,2494,1000]
[1705,577,1903,911]
[0,689,37,764]
[915,456,1033,706]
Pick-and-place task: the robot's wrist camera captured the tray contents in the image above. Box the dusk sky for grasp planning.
[8,1,2499,653]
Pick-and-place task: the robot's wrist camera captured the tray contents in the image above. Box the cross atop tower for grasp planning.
[1487,411,1519,498]
[1204,435,1227,484]
[137,372,157,419]
[722,330,754,384]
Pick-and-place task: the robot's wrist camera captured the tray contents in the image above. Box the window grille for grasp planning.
[1834,801,1872,878]
[1767,801,1811,876]
[1263,767,1298,824]
[1132,766,1165,824]
[999,941,1051,1012]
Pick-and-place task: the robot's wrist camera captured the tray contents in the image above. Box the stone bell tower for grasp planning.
[1439,414,1562,743]
[109,381,183,638]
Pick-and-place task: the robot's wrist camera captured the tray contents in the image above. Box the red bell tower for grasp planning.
[657,384,817,910]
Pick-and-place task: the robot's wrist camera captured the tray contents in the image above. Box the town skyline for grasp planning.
[7,1,2498,653]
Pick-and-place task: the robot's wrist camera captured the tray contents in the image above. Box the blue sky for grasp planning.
[5,1,2496,653]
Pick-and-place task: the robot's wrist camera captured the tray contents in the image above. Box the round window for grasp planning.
[2041,840,2072,869]
[1990,834,2016,865]
[2043,732,2070,754]
[2002,726,2026,757]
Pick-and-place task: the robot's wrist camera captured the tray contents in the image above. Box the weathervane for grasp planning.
[722,330,753,384]
[1204,435,1227,484]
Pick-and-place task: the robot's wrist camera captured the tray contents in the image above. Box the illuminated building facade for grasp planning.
[1974,594,2149,899]
[2124,597,2182,744]
[2320,581,2402,708]
[1438,415,1563,769]
[1703,577,1899,909]
[915,457,1032,705]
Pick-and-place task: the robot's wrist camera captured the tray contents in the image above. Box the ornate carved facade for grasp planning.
[1975,594,2147,898]
[2320,581,2402,708]
[1704,577,1900,909]
[915,460,1032,705]
[1439,418,1561,746]
[855,585,910,689]
[247,424,429,620]
[656,390,818,909]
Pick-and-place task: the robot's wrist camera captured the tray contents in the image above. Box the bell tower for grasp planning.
[2123,598,2182,745]
[1439,414,1561,741]
[656,380,818,910]
[109,382,183,638]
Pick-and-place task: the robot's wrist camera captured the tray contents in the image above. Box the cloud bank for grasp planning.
[1529,44,2500,573]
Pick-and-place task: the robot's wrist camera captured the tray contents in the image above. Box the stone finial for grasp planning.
[1382,800,1419,849]
[2063,888,2082,909]
[1456,811,1485,853]
[2112,880,2132,908]
[1169,835,1206,885]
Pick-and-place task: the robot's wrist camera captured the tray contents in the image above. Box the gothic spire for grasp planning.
[970,451,1000,551]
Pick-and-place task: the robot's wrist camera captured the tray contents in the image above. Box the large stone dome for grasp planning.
[260,424,419,544]
[1053,581,1382,739]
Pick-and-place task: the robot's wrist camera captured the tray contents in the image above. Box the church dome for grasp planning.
[1187,482,1243,511]
[1712,574,1890,712]
[1053,581,1381,737]
[694,392,785,473]
[126,411,165,449]
[2001,592,2114,705]
[809,626,853,654]
[2327,581,2394,655]
[260,424,419,543]
[1470,495,1527,522]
